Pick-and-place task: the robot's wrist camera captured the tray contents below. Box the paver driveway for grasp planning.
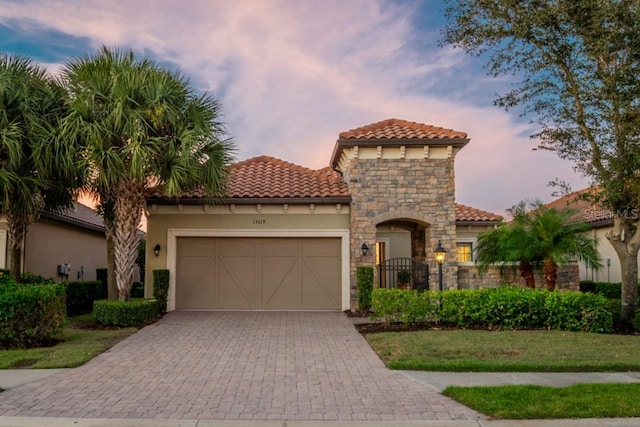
[0,311,482,421]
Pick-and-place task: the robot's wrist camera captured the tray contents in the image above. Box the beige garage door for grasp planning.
[175,237,341,310]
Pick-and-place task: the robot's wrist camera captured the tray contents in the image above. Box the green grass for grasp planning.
[0,314,138,369]
[365,329,640,371]
[443,383,640,419]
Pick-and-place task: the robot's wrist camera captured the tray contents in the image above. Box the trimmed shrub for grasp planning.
[357,266,374,312]
[96,268,108,289]
[0,281,66,348]
[580,281,640,300]
[93,299,159,327]
[371,288,438,324]
[153,270,170,314]
[373,286,613,333]
[20,272,54,284]
[64,280,107,316]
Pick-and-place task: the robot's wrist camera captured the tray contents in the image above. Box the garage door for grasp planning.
[175,237,341,310]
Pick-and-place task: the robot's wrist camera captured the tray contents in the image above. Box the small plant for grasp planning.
[153,269,170,314]
[64,280,107,316]
[357,266,374,312]
[397,269,412,290]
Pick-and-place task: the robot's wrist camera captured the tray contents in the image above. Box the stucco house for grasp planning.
[546,188,640,283]
[0,202,107,281]
[145,118,507,311]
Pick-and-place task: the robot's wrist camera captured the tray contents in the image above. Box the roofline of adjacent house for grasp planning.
[41,210,106,233]
[146,196,353,206]
[330,138,470,168]
[455,220,501,227]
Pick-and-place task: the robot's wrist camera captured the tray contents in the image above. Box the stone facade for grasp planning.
[458,264,580,291]
[334,147,465,305]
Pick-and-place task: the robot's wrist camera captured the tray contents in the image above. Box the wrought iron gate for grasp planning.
[377,258,430,291]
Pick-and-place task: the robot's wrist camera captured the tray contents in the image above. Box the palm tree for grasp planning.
[0,53,77,281]
[476,199,601,290]
[60,47,234,301]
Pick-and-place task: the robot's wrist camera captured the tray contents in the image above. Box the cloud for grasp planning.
[0,0,588,213]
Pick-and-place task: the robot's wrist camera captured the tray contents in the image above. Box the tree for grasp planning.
[476,200,601,291]
[0,53,78,281]
[60,47,234,301]
[443,0,640,320]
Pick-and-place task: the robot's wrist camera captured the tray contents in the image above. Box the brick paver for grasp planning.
[0,311,482,421]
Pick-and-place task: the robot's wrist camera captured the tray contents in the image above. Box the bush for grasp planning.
[0,281,66,348]
[93,299,159,327]
[580,281,640,300]
[96,268,108,289]
[371,288,438,324]
[373,286,613,333]
[357,266,374,312]
[64,280,107,316]
[153,270,170,314]
[20,272,54,284]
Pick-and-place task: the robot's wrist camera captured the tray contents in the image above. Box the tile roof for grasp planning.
[455,203,503,223]
[339,118,467,140]
[147,156,351,202]
[43,202,105,232]
[544,187,612,226]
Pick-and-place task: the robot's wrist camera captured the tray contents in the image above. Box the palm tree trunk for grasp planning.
[518,260,536,288]
[543,258,557,291]
[7,212,27,282]
[106,227,117,300]
[113,181,144,302]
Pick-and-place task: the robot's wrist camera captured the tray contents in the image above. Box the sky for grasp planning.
[0,0,590,215]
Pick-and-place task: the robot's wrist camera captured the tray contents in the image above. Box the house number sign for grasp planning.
[252,219,266,225]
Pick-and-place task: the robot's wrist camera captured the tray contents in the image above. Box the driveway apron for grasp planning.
[0,311,482,421]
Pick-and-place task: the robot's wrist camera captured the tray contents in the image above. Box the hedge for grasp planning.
[580,281,640,300]
[357,266,374,312]
[153,270,170,314]
[371,286,613,333]
[93,299,159,327]
[64,280,107,316]
[0,281,66,348]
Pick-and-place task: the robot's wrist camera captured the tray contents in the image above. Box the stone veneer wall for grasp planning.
[457,264,580,291]
[345,157,458,307]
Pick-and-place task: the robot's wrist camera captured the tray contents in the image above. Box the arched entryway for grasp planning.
[375,217,431,291]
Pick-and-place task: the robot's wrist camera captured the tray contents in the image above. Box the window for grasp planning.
[456,242,473,263]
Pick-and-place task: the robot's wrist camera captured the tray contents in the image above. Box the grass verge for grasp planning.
[365,329,640,371]
[0,314,138,369]
[443,383,640,419]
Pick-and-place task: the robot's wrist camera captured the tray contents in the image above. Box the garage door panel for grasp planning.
[176,256,216,309]
[301,257,341,309]
[176,237,341,310]
[262,256,299,309]
[217,256,258,308]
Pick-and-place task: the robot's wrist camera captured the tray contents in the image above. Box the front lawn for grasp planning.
[365,329,640,371]
[0,314,138,369]
[443,383,640,419]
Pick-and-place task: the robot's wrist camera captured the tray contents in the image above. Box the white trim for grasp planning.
[166,228,350,312]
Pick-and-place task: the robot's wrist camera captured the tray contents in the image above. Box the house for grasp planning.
[546,188,640,283]
[0,202,107,281]
[146,118,508,311]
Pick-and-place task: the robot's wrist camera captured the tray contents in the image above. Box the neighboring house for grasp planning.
[0,202,107,281]
[146,118,510,311]
[546,188,640,283]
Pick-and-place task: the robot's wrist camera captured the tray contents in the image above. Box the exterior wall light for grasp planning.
[153,244,161,257]
[361,242,369,256]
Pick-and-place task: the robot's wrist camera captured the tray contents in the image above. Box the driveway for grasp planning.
[0,311,482,421]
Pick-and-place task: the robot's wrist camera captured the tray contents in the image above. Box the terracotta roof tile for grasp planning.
[228,156,350,199]
[455,203,502,223]
[148,156,351,201]
[544,187,612,225]
[339,118,467,140]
